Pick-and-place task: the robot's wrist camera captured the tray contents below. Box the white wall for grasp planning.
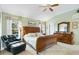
[71,18,79,45]
[0,12,1,51]
[0,5,2,36]
[46,19,55,35]
[0,13,1,36]
[0,5,2,50]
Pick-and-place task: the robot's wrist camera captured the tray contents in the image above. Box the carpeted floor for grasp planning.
[1,42,79,55]
[0,50,33,55]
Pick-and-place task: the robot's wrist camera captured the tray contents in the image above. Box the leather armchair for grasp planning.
[1,35,26,55]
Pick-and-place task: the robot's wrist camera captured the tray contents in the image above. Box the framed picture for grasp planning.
[28,20,36,26]
[72,21,78,29]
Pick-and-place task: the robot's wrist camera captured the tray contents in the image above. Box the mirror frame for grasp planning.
[58,22,70,32]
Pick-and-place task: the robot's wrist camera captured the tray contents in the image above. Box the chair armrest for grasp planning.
[14,38,21,41]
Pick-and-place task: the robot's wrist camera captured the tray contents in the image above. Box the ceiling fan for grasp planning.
[40,4,59,12]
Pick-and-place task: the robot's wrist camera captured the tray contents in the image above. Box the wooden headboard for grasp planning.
[22,26,40,36]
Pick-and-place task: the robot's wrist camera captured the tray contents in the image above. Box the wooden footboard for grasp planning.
[36,35,57,54]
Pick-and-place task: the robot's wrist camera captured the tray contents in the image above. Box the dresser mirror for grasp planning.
[58,22,70,32]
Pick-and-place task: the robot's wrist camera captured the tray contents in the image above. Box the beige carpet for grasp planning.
[1,50,33,55]
[1,49,79,55]
[1,42,79,55]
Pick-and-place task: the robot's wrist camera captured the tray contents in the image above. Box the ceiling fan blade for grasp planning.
[51,4,59,7]
[43,8,47,12]
[49,8,53,11]
[40,5,48,7]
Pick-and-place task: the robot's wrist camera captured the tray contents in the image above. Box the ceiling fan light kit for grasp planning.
[40,4,59,12]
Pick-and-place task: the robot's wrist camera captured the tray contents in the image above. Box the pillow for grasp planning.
[24,33,42,37]
[36,33,44,36]
[35,33,40,36]
[28,33,36,37]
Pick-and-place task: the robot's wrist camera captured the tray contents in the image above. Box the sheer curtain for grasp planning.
[7,20,12,35]
[0,12,2,51]
[17,21,22,39]
[0,21,1,37]
[0,16,1,52]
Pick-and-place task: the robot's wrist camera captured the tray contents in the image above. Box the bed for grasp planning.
[22,26,57,54]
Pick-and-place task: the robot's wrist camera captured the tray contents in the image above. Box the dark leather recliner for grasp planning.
[1,35,26,55]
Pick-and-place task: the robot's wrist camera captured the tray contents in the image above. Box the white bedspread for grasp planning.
[23,33,45,49]
[24,36,38,49]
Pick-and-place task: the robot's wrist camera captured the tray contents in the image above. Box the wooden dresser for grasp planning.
[53,32,74,45]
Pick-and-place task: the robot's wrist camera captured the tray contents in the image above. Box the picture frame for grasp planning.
[72,21,78,29]
[28,20,36,26]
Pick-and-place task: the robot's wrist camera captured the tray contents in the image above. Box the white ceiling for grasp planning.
[0,4,79,21]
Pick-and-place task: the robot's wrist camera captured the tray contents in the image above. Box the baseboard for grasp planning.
[0,47,5,51]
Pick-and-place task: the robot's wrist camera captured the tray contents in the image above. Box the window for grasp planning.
[7,20,22,39]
